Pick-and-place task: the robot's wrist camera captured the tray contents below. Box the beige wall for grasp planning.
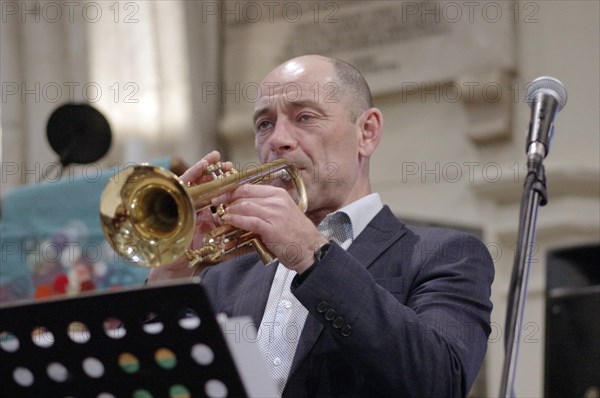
[2,1,598,396]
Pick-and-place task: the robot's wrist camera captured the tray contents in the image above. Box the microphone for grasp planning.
[47,103,112,166]
[524,76,568,164]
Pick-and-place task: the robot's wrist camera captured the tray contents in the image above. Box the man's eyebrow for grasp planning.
[252,107,270,125]
[286,100,326,114]
[253,100,327,125]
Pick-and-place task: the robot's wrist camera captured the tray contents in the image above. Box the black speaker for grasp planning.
[545,244,600,398]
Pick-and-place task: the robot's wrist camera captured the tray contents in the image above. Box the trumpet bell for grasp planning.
[99,159,307,269]
[100,165,195,267]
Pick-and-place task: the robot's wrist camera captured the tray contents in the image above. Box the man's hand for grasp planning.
[215,184,329,274]
[147,151,233,282]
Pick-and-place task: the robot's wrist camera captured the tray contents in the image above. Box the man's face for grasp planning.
[252,59,362,214]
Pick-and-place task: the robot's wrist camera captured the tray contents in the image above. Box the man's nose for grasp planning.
[269,120,297,154]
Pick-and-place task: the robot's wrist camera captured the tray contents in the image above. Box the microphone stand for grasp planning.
[499,159,548,397]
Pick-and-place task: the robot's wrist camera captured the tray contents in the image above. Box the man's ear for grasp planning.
[357,108,383,158]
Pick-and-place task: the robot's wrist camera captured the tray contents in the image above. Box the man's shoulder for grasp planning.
[375,205,482,244]
[397,222,494,273]
[375,207,492,261]
[411,223,484,244]
[375,206,476,239]
[402,223,476,240]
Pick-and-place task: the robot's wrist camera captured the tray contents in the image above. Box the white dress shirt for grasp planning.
[256,193,383,394]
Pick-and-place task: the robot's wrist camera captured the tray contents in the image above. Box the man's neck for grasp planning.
[306,208,333,226]
[306,193,372,226]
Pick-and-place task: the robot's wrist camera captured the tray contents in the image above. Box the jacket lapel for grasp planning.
[288,206,407,378]
[347,206,407,269]
[230,258,278,329]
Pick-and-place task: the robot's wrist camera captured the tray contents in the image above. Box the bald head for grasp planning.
[265,55,374,122]
[328,57,374,120]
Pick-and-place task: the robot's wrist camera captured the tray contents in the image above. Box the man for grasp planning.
[149,55,494,397]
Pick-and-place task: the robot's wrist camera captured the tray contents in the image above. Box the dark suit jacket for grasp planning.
[200,206,494,397]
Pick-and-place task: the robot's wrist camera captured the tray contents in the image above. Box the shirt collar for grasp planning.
[333,193,383,243]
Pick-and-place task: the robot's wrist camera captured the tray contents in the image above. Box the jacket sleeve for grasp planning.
[291,229,494,397]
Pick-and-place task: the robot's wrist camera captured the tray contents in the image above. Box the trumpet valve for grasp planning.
[215,204,227,218]
[205,162,223,180]
[205,162,238,181]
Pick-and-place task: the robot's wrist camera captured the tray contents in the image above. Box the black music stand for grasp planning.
[0,281,275,397]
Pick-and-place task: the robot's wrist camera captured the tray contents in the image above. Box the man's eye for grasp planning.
[256,120,272,131]
[298,114,313,122]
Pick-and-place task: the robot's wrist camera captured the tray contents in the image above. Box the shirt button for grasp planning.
[283,300,292,309]
[273,357,281,366]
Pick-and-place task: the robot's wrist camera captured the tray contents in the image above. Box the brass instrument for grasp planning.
[99,159,307,268]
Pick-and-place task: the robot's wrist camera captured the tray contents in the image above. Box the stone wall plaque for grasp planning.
[220,0,516,137]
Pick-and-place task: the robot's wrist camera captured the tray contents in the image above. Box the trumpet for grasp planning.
[99,159,307,268]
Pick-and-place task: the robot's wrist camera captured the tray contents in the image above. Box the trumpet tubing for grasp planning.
[99,159,307,268]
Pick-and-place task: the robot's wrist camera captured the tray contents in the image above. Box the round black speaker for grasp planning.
[46,103,112,166]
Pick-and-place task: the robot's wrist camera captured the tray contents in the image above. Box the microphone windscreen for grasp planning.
[525,76,568,110]
[46,103,112,166]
